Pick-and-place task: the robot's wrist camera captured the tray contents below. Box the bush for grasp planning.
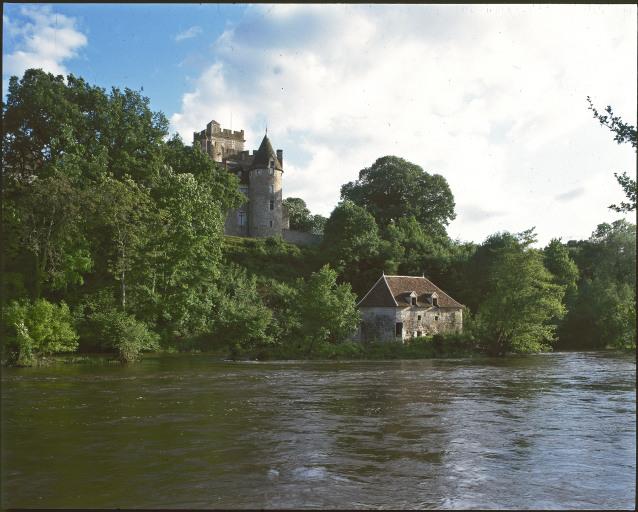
[2,299,79,366]
[76,291,159,362]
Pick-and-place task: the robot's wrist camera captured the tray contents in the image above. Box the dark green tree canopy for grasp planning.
[340,155,456,234]
[283,197,314,232]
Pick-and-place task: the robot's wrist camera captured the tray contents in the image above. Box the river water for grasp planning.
[1,352,635,509]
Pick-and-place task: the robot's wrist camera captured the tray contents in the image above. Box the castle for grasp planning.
[194,120,289,238]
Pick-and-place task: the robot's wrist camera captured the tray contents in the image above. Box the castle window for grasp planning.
[269,185,274,194]
[238,211,246,226]
[269,199,274,210]
[269,159,275,169]
[269,220,273,228]
[269,168,274,176]
[256,169,261,176]
[435,315,439,321]
[417,315,421,321]
[395,322,403,337]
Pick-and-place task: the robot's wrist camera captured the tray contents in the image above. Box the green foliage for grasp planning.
[208,264,273,355]
[341,155,456,234]
[561,220,636,350]
[283,197,314,232]
[543,238,579,306]
[474,231,566,355]
[293,265,360,354]
[322,200,400,297]
[2,299,79,366]
[75,290,159,362]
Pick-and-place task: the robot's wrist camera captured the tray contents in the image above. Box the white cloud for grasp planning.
[175,26,202,42]
[3,5,87,78]
[170,4,637,246]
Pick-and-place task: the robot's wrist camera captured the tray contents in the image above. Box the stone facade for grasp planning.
[356,275,463,343]
[195,120,286,239]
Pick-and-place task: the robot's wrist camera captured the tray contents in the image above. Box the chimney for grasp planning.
[277,149,283,167]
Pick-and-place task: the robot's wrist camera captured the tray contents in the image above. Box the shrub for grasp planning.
[2,299,79,366]
[76,291,159,362]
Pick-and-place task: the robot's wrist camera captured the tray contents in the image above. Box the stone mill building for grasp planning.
[355,274,464,342]
[194,120,285,238]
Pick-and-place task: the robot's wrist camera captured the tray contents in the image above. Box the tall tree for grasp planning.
[475,232,565,355]
[341,155,455,235]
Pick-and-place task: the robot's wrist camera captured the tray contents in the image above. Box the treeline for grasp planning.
[1,69,635,365]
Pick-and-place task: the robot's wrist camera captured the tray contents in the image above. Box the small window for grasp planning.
[269,199,274,210]
[269,220,273,228]
[395,322,403,337]
[411,297,417,306]
[433,298,439,307]
[435,315,439,321]
[417,331,422,337]
[269,168,274,176]
[269,184,274,194]
[238,211,247,226]
[417,315,421,321]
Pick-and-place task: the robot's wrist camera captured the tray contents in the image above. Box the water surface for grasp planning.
[1,352,635,509]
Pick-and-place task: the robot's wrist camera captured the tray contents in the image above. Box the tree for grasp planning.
[587,96,637,212]
[294,265,360,354]
[283,197,314,232]
[322,200,400,297]
[341,155,455,234]
[476,246,565,355]
[560,220,636,349]
[543,238,579,307]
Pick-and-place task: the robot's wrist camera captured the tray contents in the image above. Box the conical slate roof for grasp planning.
[252,134,282,171]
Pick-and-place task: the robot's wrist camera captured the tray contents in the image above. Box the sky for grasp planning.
[3,3,636,246]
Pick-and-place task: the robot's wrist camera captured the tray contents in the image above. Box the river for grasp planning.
[1,351,635,509]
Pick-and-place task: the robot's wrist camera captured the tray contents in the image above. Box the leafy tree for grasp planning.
[561,220,636,349]
[322,200,400,297]
[543,238,579,306]
[475,242,565,355]
[93,176,153,312]
[293,265,360,354]
[2,299,79,365]
[208,264,273,356]
[587,96,637,212]
[384,216,454,284]
[283,197,314,232]
[341,155,455,234]
[310,214,327,235]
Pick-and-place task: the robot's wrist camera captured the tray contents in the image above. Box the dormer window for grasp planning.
[409,291,418,306]
[433,298,439,307]
[411,296,417,306]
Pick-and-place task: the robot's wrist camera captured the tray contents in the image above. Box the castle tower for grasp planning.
[248,134,284,238]
[193,120,245,162]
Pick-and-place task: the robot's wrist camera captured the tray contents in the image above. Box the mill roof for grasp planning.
[252,134,282,171]
[357,274,463,309]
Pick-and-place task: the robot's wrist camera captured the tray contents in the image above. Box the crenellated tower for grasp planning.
[194,120,284,238]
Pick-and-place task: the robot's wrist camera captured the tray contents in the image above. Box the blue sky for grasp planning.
[3,4,637,246]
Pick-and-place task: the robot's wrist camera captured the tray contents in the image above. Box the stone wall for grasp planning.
[358,306,463,343]
[358,307,399,342]
[282,229,322,247]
